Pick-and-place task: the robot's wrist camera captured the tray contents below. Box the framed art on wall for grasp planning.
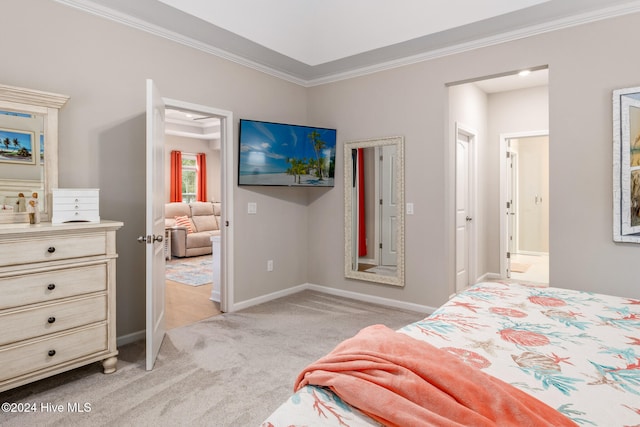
[613,86,640,242]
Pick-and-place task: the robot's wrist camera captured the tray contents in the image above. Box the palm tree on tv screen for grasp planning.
[308,130,326,180]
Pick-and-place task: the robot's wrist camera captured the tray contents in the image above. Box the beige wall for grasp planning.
[3,1,640,339]
[2,0,309,338]
[309,13,640,304]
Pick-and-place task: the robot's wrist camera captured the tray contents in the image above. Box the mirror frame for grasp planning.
[613,86,640,243]
[344,136,405,286]
[0,83,69,224]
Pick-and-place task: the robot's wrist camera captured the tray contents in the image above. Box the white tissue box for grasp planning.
[52,188,100,224]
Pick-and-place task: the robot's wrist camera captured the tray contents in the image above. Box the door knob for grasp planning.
[466,216,473,222]
[137,234,163,244]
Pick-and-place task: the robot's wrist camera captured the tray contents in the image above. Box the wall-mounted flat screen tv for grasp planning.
[238,119,336,187]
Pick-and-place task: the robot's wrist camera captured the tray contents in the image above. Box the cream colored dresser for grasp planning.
[0,220,123,392]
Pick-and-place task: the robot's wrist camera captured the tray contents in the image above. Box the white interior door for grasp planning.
[145,79,166,371]
[455,134,471,292]
[380,144,397,266]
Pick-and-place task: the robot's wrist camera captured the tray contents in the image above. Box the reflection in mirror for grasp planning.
[0,84,69,223]
[344,136,404,286]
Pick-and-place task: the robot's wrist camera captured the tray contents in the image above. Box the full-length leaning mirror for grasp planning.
[0,84,68,224]
[344,136,405,286]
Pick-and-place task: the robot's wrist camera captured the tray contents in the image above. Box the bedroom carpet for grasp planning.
[165,255,212,286]
[0,290,426,427]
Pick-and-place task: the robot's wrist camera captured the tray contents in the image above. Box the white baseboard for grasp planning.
[210,290,220,303]
[305,283,436,314]
[476,272,502,282]
[229,283,436,315]
[117,330,145,347]
[229,284,308,312]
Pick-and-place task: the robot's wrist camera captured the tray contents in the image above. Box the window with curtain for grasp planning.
[181,153,197,203]
[170,151,207,203]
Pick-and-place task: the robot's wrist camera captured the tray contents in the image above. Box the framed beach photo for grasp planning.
[0,127,35,165]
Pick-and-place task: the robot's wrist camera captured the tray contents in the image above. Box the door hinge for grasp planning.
[379,199,383,205]
[225,220,229,227]
[507,252,511,259]
[379,243,382,249]
[506,201,511,209]
[506,151,511,158]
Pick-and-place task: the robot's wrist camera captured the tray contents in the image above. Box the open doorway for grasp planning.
[448,67,549,291]
[163,107,223,329]
[501,133,549,284]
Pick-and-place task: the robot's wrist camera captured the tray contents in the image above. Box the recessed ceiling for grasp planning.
[156,0,550,66]
[57,0,640,86]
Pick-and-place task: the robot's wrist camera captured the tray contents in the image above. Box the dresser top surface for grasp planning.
[0,220,123,236]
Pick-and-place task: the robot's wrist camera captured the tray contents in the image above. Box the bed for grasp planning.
[262,281,640,426]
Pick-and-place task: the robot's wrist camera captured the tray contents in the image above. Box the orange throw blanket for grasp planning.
[295,325,578,427]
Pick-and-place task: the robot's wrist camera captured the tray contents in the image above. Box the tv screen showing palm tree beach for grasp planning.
[239,119,336,187]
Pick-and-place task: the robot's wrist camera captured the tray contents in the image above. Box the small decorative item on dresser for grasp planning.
[52,188,100,224]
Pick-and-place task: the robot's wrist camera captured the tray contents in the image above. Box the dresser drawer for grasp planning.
[0,295,107,346]
[0,324,107,383]
[0,264,107,310]
[0,233,106,266]
[53,200,99,211]
[52,210,100,223]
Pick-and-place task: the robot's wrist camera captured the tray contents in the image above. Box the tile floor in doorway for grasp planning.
[510,253,549,285]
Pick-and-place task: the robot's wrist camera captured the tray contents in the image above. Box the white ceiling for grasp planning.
[58,0,640,86]
[156,0,550,66]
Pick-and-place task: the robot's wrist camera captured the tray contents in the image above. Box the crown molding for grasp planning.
[55,0,640,88]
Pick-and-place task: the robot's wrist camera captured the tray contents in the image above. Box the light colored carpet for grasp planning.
[0,290,426,427]
[165,255,212,286]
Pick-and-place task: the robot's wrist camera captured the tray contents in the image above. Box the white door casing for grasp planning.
[506,150,518,277]
[145,79,166,371]
[162,98,234,312]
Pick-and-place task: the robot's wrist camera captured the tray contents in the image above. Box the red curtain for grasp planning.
[357,148,367,257]
[196,153,207,202]
[170,150,182,202]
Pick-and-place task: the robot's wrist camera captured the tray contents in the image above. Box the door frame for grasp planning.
[163,97,235,313]
[454,122,478,292]
[499,130,548,279]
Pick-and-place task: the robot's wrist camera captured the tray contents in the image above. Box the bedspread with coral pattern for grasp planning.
[261,282,640,427]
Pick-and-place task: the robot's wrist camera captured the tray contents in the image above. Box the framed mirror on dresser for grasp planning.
[0,83,68,224]
[0,83,124,392]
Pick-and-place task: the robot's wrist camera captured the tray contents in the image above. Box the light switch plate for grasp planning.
[406,203,414,215]
[248,202,257,214]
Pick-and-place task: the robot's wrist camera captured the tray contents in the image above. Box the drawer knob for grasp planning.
[47,247,56,253]
[47,283,56,290]
[47,316,56,324]
[48,350,56,357]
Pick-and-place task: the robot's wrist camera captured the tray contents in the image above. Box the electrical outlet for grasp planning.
[267,260,273,271]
